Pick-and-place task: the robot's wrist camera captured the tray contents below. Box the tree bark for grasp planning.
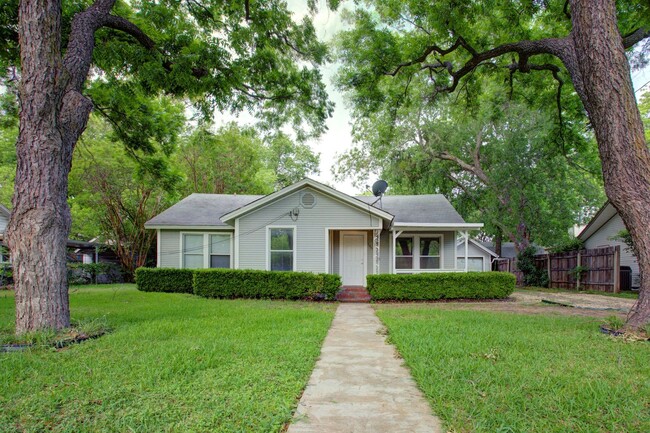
[7,0,95,334]
[568,0,650,328]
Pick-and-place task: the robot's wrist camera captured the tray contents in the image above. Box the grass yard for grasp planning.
[0,285,335,433]
[376,306,650,433]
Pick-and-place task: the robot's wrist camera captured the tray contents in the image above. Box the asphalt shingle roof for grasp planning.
[355,195,465,224]
[145,192,466,227]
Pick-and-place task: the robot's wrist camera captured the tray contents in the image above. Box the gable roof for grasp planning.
[577,202,618,242]
[220,178,394,224]
[456,238,499,257]
[479,241,546,259]
[145,179,481,229]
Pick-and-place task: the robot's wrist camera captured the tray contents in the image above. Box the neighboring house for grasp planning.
[145,178,483,286]
[455,238,499,271]
[479,241,545,259]
[578,202,639,288]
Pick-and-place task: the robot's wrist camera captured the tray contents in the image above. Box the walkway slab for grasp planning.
[287,304,442,433]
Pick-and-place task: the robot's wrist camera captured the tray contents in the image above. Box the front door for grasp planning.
[341,233,367,286]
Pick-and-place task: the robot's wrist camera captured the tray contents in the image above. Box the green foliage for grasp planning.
[612,229,637,256]
[366,272,515,301]
[135,268,194,294]
[568,265,589,281]
[0,285,336,431]
[516,246,549,287]
[377,307,650,432]
[266,132,320,189]
[193,269,341,300]
[602,315,625,331]
[548,238,584,253]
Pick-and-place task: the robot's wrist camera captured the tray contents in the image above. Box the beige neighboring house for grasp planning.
[145,178,485,286]
[578,202,639,288]
[0,204,10,263]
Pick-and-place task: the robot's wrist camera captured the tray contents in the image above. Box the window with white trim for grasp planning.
[209,234,231,268]
[269,227,294,271]
[183,234,204,269]
[395,234,442,270]
[182,233,231,269]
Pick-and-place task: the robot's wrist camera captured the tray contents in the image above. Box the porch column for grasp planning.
[392,230,403,274]
[460,230,469,272]
[373,229,381,274]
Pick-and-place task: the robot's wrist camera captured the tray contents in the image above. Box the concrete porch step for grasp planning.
[336,286,371,303]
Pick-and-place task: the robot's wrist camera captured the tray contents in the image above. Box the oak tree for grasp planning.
[336,0,650,328]
[4,0,333,333]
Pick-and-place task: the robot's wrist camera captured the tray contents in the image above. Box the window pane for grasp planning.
[210,255,230,268]
[420,257,440,269]
[395,238,413,256]
[420,238,440,256]
[396,257,413,269]
[271,251,293,271]
[210,234,230,255]
[457,258,483,271]
[184,254,204,269]
[271,228,293,251]
[183,234,203,253]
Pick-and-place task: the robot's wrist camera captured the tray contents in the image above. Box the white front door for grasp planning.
[341,233,367,286]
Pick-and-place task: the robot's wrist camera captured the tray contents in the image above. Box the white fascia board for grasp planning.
[221,178,394,223]
[144,225,235,230]
[393,223,484,230]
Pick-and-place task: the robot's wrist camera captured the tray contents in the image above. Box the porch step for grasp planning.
[336,286,371,303]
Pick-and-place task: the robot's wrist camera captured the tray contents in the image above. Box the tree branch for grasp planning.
[103,15,156,50]
[623,27,650,48]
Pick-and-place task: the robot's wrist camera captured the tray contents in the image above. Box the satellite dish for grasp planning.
[372,180,388,197]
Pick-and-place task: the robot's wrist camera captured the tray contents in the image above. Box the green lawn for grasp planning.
[376,306,650,433]
[0,285,335,432]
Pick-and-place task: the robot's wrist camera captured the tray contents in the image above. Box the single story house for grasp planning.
[578,202,639,288]
[145,178,483,286]
[455,238,499,271]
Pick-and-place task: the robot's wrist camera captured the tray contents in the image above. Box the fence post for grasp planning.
[576,250,581,290]
[546,254,551,288]
[613,246,620,293]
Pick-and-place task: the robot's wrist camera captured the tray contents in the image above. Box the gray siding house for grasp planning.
[145,179,483,286]
[578,202,639,288]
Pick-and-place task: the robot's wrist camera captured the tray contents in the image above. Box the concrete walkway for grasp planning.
[287,304,442,433]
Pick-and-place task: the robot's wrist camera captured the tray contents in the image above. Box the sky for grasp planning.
[222,1,650,196]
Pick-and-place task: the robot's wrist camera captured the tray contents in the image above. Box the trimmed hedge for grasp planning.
[135,267,342,300]
[193,269,341,300]
[366,272,515,301]
[135,268,194,294]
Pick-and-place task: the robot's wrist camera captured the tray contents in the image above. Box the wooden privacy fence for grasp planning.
[495,246,621,292]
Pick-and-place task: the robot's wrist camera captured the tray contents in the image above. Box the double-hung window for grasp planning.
[395,235,442,271]
[182,233,231,269]
[269,227,295,271]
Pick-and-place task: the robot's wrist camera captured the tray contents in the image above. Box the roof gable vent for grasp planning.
[300,191,316,208]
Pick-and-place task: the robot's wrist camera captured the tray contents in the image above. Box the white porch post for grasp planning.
[373,229,381,274]
[460,230,469,272]
[392,230,403,274]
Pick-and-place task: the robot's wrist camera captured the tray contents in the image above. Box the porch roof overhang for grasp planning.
[391,222,483,231]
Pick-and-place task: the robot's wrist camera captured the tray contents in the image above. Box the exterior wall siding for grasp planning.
[158,229,234,268]
[237,187,382,273]
[0,213,8,233]
[583,213,639,287]
[455,242,493,271]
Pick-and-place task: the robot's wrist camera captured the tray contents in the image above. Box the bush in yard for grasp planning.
[366,272,515,301]
[517,246,549,287]
[135,268,194,294]
[193,269,341,300]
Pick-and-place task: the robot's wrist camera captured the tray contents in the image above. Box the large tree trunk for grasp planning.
[7,0,94,334]
[569,0,650,328]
